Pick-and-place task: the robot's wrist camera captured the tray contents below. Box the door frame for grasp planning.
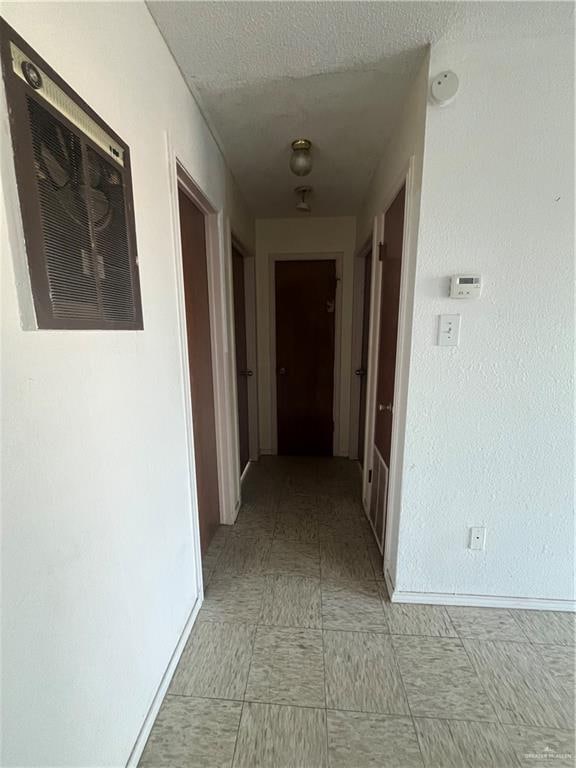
[362,155,418,585]
[268,252,343,456]
[348,237,373,460]
[231,234,260,470]
[166,133,240,539]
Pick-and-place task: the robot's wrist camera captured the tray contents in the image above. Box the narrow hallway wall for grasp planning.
[1,3,253,766]
[396,30,574,605]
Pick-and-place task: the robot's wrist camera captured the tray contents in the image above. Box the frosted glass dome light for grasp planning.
[289,139,312,176]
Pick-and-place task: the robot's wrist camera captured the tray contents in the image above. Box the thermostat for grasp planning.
[450,275,482,299]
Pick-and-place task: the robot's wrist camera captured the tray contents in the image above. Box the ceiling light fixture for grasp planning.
[290,138,312,177]
[295,186,312,213]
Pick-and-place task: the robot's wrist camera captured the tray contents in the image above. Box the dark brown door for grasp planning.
[232,246,250,477]
[369,184,406,553]
[178,188,220,554]
[357,248,372,465]
[276,260,336,456]
[374,185,405,465]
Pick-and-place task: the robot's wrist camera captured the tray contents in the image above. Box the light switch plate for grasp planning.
[438,314,461,346]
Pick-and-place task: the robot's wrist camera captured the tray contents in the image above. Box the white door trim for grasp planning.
[362,155,417,581]
[232,236,260,464]
[348,237,372,459]
[165,132,240,533]
[268,251,343,456]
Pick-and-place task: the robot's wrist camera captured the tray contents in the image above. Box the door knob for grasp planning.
[239,369,253,377]
[355,368,366,376]
[278,367,286,375]
[378,403,393,413]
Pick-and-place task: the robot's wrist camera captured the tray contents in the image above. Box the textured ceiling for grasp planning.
[148,1,573,217]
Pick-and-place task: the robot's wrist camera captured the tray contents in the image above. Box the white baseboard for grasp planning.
[388,587,575,613]
[126,596,202,766]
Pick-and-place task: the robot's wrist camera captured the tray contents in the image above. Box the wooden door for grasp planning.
[178,188,220,554]
[357,248,372,465]
[232,246,250,477]
[275,260,336,456]
[371,184,405,549]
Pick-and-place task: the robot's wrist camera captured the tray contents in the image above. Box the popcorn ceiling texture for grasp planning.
[148,1,573,216]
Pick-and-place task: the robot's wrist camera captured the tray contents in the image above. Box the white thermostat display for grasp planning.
[450,275,482,299]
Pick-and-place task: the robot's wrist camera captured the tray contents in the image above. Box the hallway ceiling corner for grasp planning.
[147,1,574,218]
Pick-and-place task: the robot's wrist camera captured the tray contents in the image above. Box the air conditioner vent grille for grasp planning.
[1,20,142,330]
[12,41,124,166]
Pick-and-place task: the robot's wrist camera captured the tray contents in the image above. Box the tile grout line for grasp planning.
[229,699,245,768]
[387,632,427,768]
[164,691,572,730]
[318,487,331,767]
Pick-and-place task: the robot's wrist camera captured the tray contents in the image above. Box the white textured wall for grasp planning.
[255,217,356,456]
[1,3,252,766]
[397,33,574,602]
[357,52,430,245]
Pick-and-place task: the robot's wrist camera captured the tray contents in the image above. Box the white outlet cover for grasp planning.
[469,526,486,551]
[431,71,459,105]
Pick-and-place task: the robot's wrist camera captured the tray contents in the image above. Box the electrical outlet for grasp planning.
[469,526,486,550]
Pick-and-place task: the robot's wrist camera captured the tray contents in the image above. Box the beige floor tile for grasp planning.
[274,509,319,542]
[259,575,322,628]
[447,607,528,641]
[169,621,255,699]
[392,635,497,721]
[321,579,390,632]
[199,574,265,623]
[327,710,423,768]
[245,626,325,707]
[233,702,327,768]
[320,539,373,581]
[265,538,321,578]
[230,504,277,538]
[139,696,242,768]
[324,629,409,714]
[318,515,367,543]
[277,493,325,515]
[536,643,575,689]
[464,639,574,729]
[414,717,520,768]
[217,536,272,576]
[511,610,575,646]
[382,599,457,638]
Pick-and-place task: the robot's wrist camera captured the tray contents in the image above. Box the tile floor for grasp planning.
[139,457,575,768]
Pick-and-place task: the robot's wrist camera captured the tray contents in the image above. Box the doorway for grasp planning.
[231,244,251,477]
[356,244,372,465]
[275,259,336,456]
[178,187,220,553]
[368,184,406,549]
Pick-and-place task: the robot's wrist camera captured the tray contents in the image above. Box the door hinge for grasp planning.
[368,469,372,483]
[378,242,386,261]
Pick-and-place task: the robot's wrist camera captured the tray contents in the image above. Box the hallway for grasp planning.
[139,458,574,768]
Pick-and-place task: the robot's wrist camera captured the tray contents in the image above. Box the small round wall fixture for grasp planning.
[290,138,313,176]
[295,186,312,213]
[430,71,459,106]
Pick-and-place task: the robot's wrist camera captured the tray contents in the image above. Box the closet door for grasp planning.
[368,184,405,553]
